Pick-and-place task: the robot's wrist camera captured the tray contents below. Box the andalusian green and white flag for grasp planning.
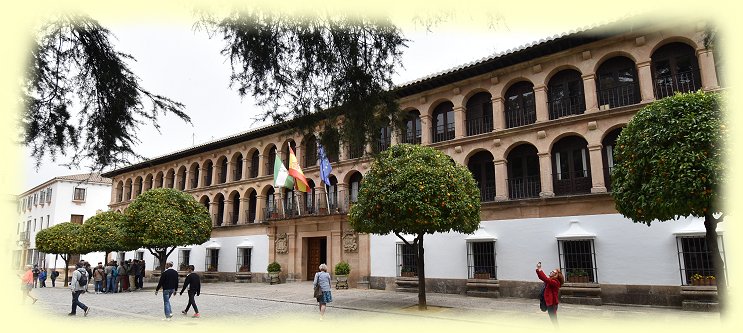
[273,155,294,189]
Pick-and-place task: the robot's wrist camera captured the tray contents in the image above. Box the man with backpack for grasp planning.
[50,269,60,288]
[69,262,91,316]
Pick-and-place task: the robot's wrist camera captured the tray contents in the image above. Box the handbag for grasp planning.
[313,283,322,298]
[538,284,547,312]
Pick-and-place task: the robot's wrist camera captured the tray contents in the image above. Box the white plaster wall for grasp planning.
[120,235,270,273]
[370,213,712,286]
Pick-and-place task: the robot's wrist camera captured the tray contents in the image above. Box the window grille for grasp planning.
[178,249,191,270]
[135,251,144,261]
[47,188,52,202]
[70,214,84,224]
[206,249,219,272]
[467,241,497,279]
[396,243,418,277]
[558,239,598,283]
[676,236,726,285]
[236,248,252,272]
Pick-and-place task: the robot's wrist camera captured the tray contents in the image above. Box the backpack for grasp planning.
[78,269,88,287]
[112,266,119,277]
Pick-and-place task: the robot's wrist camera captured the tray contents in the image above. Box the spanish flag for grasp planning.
[288,147,309,192]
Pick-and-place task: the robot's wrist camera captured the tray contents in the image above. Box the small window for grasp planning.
[39,191,46,205]
[47,188,52,203]
[178,249,191,271]
[136,251,144,261]
[73,188,86,201]
[236,248,252,272]
[206,249,219,272]
[396,243,418,277]
[70,214,84,224]
[676,236,726,285]
[467,241,497,279]
[558,239,597,283]
[46,215,50,229]
[33,193,38,206]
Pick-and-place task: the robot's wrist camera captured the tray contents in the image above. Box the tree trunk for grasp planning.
[103,251,110,265]
[62,255,70,287]
[416,234,427,310]
[704,212,725,313]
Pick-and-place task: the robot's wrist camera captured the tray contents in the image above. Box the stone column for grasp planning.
[209,202,219,227]
[242,158,249,180]
[582,74,599,113]
[211,165,218,187]
[257,154,264,177]
[235,198,247,224]
[287,232,297,281]
[636,60,655,103]
[453,106,465,139]
[226,161,234,183]
[331,230,342,273]
[493,159,508,201]
[420,115,432,145]
[338,142,348,161]
[200,167,208,187]
[588,144,607,193]
[538,152,554,197]
[696,49,720,91]
[491,97,504,131]
[337,183,349,212]
[255,195,265,223]
[534,85,548,123]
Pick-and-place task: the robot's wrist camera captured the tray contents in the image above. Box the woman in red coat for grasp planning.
[536,262,564,325]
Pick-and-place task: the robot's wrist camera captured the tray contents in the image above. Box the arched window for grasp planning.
[304,136,318,168]
[189,163,200,189]
[249,151,259,178]
[155,172,164,188]
[328,176,338,212]
[266,148,277,176]
[215,194,225,226]
[652,42,701,99]
[432,102,455,142]
[467,151,495,202]
[230,192,240,225]
[376,126,391,153]
[552,136,591,195]
[602,128,623,192]
[247,191,257,223]
[349,172,363,203]
[466,92,493,136]
[304,179,316,214]
[116,181,123,202]
[203,161,213,186]
[125,179,132,200]
[266,187,276,218]
[402,110,422,144]
[504,82,536,128]
[218,158,228,184]
[548,70,585,119]
[506,144,541,199]
[596,56,640,108]
[282,141,297,166]
[177,167,186,191]
[233,153,243,181]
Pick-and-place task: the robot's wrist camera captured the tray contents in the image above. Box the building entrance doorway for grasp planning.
[306,237,327,280]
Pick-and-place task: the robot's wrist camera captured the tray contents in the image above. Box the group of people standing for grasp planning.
[27,264,60,289]
[92,259,146,294]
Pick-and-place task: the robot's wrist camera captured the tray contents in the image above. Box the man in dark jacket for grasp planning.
[155,262,179,320]
[179,265,201,318]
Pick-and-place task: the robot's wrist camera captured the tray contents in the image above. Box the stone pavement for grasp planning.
[20,281,721,330]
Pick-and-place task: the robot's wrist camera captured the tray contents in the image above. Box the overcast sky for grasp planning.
[20,18,571,190]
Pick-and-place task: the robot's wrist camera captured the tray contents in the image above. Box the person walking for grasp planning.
[38,269,47,288]
[93,263,105,294]
[69,262,91,316]
[155,262,179,320]
[50,269,59,288]
[179,265,201,318]
[31,265,40,288]
[536,262,564,326]
[312,263,332,320]
[20,266,38,304]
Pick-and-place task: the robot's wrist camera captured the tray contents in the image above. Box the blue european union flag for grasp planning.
[318,143,333,186]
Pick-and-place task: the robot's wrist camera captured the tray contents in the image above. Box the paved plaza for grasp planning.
[20,281,721,330]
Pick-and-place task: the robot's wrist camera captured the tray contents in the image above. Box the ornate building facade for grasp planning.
[102,20,724,307]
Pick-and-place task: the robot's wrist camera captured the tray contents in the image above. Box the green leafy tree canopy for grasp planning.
[612,91,725,224]
[35,222,89,286]
[123,188,212,269]
[81,210,132,254]
[349,144,481,235]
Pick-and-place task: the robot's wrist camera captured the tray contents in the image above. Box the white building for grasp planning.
[14,173,112,271]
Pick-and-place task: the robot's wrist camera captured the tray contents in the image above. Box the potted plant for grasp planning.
[705,275,716,286]
[334,261,351,289]
[401,266,416,277]
[690,273,704,286]
[267,261,281,284]
[239,265,250,272]
[473,270,491,280]
[568,269,589,283]
[207,265,218,272]
[179,263,189,271]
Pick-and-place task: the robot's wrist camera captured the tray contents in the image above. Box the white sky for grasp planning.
[20,18,562,190]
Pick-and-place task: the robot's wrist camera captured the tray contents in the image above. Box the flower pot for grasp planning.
[401,272,416,278]
[268,272,280,285]
[473,273,490,280]
[569,276,589,283]
[335,275,349,289]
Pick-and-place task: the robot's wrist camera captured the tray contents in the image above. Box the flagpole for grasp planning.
[279,186,285,218]
[295,188,301,216]
[325,183,331,213]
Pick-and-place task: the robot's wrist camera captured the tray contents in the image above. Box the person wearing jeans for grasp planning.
[155,261,179,320]
[69,262,90,316]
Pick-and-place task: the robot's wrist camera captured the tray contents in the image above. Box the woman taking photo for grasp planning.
[536,261,564,326]
[313,263,332,320]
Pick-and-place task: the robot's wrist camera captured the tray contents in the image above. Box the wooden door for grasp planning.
[307,238,322,280]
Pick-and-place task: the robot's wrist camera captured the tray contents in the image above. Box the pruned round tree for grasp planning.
[81,210,133,265]
[35,222,90,287]
[611,91,726,307]
[349,144,481,310]
[123,188,212,271]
